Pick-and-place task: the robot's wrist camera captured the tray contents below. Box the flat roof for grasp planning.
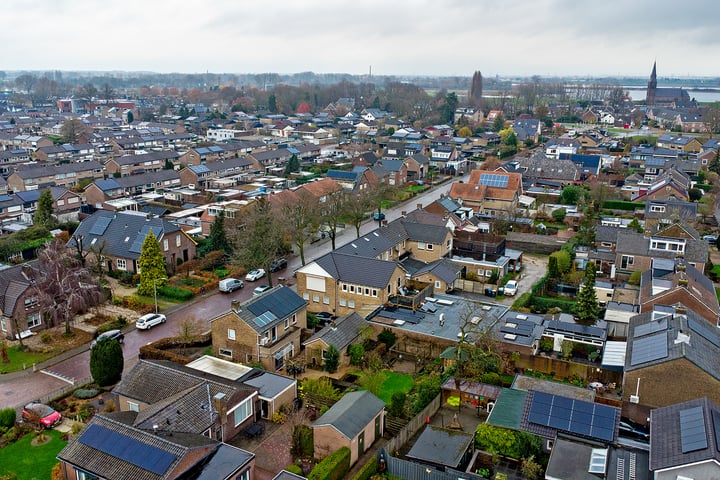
[185,355,253,380]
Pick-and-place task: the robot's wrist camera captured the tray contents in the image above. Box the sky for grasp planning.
[2,0,718,78]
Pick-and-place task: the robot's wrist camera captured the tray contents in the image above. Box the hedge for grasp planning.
[0,408,16,428]
[602,200,643,211]
[695,184,712,192]
[308,446,350,480]
[351,457,377,480]
[284,465,303,475]
[529,296,576,313]
[158,285,193,301]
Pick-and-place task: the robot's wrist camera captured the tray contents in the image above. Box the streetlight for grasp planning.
[153,277,167,314]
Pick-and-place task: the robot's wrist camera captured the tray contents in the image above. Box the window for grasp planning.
[417,242,425,250]
[219,348,232,358]
[348,300,355,308]
[435,281,441,289]
[232,397,252,426]
[24,296,39,309]
[341,284,348,292]
[284,318,289,329]
[0,318,6,332]
[57,199,65,206]
[426,243,434,250]
[228,329,236,340]
[234,468,251,480]
[303,292,310,300]
[372,289,377,297]
[339,299,347,306]
[364,288,370,295]
[27,312,41,328]
[176,235,181,247]
[313,294,320,303]
[163,239,169,251]
[116,259,127,271]
[322,349,329,360]
[323,296,330,304]
[621,255,634,269]
[127,401,139,412]
[75,469,99,480]
[650,205,666,213]
[349,285,355,293]
[292,313,297,325]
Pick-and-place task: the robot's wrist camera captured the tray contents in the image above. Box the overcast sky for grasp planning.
[3,0,717,78]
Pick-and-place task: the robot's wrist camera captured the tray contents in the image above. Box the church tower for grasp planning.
[646,61,657,106]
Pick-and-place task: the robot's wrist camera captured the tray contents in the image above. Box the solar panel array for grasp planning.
[687,317,720,348]
[528,391,617,442]
[479,173,509,188]
[253,311,278,328]
[634,318,667,338]
[79,424,176,475]
[246,286,307,328]
[630,331,668,366]
[712,410,720,451]
[129,225,162,254]
[500,321,534,337]
[89,216,112,236]
[679,406,708,453]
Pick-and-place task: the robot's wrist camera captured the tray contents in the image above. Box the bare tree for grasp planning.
[32,239,104,335]
[60,119,88,144]
[282,191,320,266]
[343,189,374,238]
[320,192,346,251]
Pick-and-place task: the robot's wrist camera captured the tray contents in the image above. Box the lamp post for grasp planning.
[153,277,167,314]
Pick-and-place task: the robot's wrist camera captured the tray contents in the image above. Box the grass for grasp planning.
[716,287,720,304]
[0,429,67,480]
[0,345,56,374]
[375,371,414,404]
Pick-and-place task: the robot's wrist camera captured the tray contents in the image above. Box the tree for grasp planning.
[575,261,600,324]
[342,190,374,238]
[348,344,365,366]
[320,192,346,251]
[520,455,543,480]
[559,185,586,206]
[284,154,300,177]
[551,208,566,224]
[34,189,57,229]
[208,210,232,255]
[126,111,134,124]
[101,82,115,104]
[439,92,459,124]
[60,119,88,144]
[177,316,203,355]
[550,249,572,274]
[388,391,407,417]
[33,240,104,335]
[628,217,644,233]
[137,231,166,297]
[689,187,703,202]
[283,192,320,266]
[576,206,597,246]
[492,113,506,132]
[458,126,472,138]
[324,345,340,373]
[90,337,124,386]
[547,255,561,279]
[232,198,286,287]
[268,94,278,113]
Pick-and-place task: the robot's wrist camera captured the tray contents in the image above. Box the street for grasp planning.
[1,175,469,410]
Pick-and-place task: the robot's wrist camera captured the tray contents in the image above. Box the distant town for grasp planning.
[0,63,719,480]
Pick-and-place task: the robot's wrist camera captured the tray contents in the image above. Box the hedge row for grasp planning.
[308,446,351,480]
[351,457,377,480]
[529,296,576,313]
[158,285,193,301]
[602,200,643,211]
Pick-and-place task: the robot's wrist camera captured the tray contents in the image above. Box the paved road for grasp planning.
[0,176,469,411]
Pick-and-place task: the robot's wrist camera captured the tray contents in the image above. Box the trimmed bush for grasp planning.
[0,408,16,428]
[90,337,124,387]
[351,457,377,480]
[602,200,643,211]
[285,464,303,475]
[309,446,351,480]
[292,425,314,457]
[158,285,193,301]
[73,388,100,399]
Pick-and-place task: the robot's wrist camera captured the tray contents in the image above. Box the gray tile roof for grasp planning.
[313,390,384,439]
[69,210,182,260]
[242,371,295,399]
[12,160,103,179]
[650,397,720,471]
[406,425,474,468]
[114,169,181,188]
[408,258,462,285]
[0,262,36,316]
[303,312,366,351]
[315,252,402,288]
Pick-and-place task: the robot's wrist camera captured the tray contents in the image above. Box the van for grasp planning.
[219,278,244,293]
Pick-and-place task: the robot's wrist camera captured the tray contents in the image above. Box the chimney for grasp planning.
[213,392,228,426]
[416,203,422,209]
[230,300,240,313]
[382,220,388,226]
[401,211,406,217]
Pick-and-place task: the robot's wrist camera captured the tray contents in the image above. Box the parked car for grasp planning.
[253,285,272,296]
[619,420,650,441]
[703,234,718,244]
[245,269,266,282]
[91,329,124,348]
[219,278,244,293]
[22,402,62,428]
[269,258,287,272]
[312,311,335,326]
[373,212,385,221]
[135,313,166,330]
[504,280,518,296]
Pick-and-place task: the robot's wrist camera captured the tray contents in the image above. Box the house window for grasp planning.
[163,239,169,251]
[621,255,634,269]
[348,300,355,308]
[322,349,329,360]
[75,469,99,480]
[292,313,297,325]
[303,292,310,300]
[26,312,41,329]
[284,318,289,330]
[117,259,127,271]
[417,242,425,250]
[435,281,441,289]
[342,284,348,292]
[219,348,232,358]
[323,296,330,304]
[246,354,254,363]
[339,299,347,306]
[372,289,377,297]
[127,402,139,412]
[313,294,320,303]
[232,397,253,426]
[176,235,181,247]
[0,319,5,332]
[24,296,39,309]
[650,205,666,213]
[426,243,434,251]
[228,329,236,341]
[234,468,251,480]
[349,285,355,293]
[364,288,370,295]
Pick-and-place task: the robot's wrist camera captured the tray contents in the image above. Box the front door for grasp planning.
[375,415,381,439]
[358,431,364,458]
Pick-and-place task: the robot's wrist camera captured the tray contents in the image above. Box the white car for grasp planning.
[135,313,167,330]
[503,280,518,296]
[245,269,266,282]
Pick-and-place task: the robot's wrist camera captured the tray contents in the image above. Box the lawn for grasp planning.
[0,429,67,480]
[0,345,56,374]
[375,371,414,404]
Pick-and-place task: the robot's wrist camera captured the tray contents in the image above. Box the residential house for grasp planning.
[649,397,720,479]
[104,150,180,177]
[0,262,45,340]
[643,199,697,231]
[400,257,463,294]
[0,187,82,225]
[545,138,581,159]
[178,145,226,166]
[178,157,256,190]
[544,439,650,480]
[508,151,579,186]
[631,168,691,202]
[448,169,523,217]
[639,258,720,327]
[0,149,31,177]
[7,160,103,192]
[248,149,295,173]
[58,414,255,480]
[325,167,377,193]
[558,153,603,180]
[69,210,197,273]
[312,390,385,466]
[622,305,720,408]
[451,230,517,279]
[429,145,467,174]
[512,119,541,144]
[303,312,366,369]
[34,143,96,162]
[656,134,703,153]
[372,159,407,186]
[210,285,308,372]
[404,153,430,181]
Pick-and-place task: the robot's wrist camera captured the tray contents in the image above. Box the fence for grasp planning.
[384,393,441,455]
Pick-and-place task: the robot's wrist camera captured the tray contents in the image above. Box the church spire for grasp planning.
[647,61,657,106]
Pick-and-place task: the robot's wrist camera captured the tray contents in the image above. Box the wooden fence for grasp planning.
[385,393,441,455]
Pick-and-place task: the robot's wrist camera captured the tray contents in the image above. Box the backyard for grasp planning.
[0,429,67,480]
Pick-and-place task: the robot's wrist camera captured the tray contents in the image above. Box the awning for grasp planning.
[601,341,626,371]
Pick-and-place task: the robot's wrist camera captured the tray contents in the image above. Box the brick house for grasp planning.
[448,169,523,217]
[303,312,366,370]
[210,286,308,372]
[104,150,180,176]
[0,262,44,340]
[6,160,104,192]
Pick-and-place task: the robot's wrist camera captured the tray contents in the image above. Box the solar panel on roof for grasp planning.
[687,317,720,348]
[79,424,176,475]
[680,406,708,453]
[712,410,720,451]
[89,216,112,235]
[253,311,277,328]
[634,318,667,338]
[630,331,668,366]
[129,225,161,254]
[479,173,509,188]
[527,392,618,443]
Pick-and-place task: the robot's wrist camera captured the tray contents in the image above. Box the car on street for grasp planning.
[22,402,62,428]
[269,258,287,272]
[373,212,385,221]
[253,285,272,296]
[245,269,266,282]
[503,280,518,296]
[91,329,124,348]
[219,278,244,292]
[135,313,166,330]
[312,311,336,326]
[703,234,718,244]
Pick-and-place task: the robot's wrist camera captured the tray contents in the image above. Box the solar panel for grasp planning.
[680,407,708,453]
[79,424,176,475]
[253,311,278,328]
[479,173,509,188]
[129,225,162,254]
[712,410,720,451]
[630,331,668,366]
[89,216,112,235]
[687,317,720,348]
[634,318,667,338]
[527,392,618,443]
